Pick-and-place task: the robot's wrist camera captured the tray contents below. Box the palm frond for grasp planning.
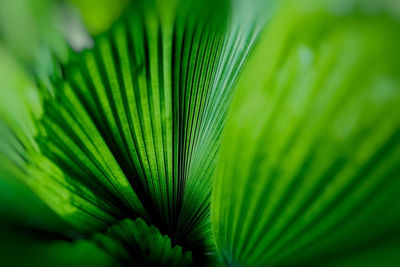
[211,2,400,265]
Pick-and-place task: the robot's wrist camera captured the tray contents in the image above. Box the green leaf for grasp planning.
[28,0,269,252]
[211,1,400,265]
[93,218,192,266]
[0,228,119,267]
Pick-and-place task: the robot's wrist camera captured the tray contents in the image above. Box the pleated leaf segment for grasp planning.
[24,0,271,261]
[212,1,400,266]
[93,218,192,266]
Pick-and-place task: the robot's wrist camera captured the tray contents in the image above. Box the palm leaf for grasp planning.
[9,0,270,255]
[211,1,400,265]
[93,218,192,265]
[2,0,399,265]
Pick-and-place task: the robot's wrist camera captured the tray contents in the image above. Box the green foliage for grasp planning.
[93,218,192,266]
[211,1,400,265]
[0,229,119,267]
[0,0,399,266]
[30,0,268,252]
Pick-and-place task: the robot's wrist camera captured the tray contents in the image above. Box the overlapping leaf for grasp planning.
[93,218,192,266]
[211,1,400,265]
[2,0,399,265]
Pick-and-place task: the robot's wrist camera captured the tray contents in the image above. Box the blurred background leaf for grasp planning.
[212,0,400,265]
[0,0,128,265]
